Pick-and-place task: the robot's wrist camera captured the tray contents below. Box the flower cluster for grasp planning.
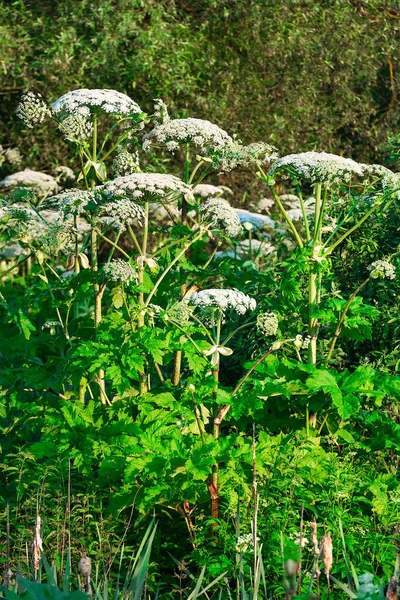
[192,184,229,198]
[42,321,60,335]
[52,89,142,119]
[191,288,256,316]
[0,145,22,168]
[380,170,400,201]
[368,260,396,280]
[269,152,365,184]
[58,114,94,143]
[257,197,275,212]
[143,118,232,153]
[98,173,194,204]
[98,198,146,229]
[235,208,275,230]
[112,150,140,176]
[153,98,170,124]
[0,169,59,198]
[46,189,98,218]
[37,219,77,255]
[54,166,76,185]
[256,312,279,336]
[215,139,278,171]
[200,198,243,237]
[168,299,193,326]
[104,259,138,284]
[235,534,257,553]
[16,92,51,128]
[294,334,311,349]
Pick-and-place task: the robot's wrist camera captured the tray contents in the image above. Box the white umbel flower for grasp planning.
[16,92,51,128]
[99,198,146,229]
[58,114,94,143]
[143,118,232,152]
[191,288,256,315]
[193,184,230,198]
[52,89,142,118]
[104,259,138,284]
[216,139,278,171]
[368,260,396,280]
[257,197,275,212]
[113,150,140,176]
[0,169,59,197]
[0,146,23,168]
[46,189,98,217]
[235,209,275,230]
[98,173,194,203]
[270,151,365,184]
[256,312,279,336]
[153,98,170,124]
[54,166,76,185]
[201,198,243,237]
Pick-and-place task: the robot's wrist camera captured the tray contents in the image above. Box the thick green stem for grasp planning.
[210,314,222,523]
[137,203,149,395]
[313,182,322,242]
[91,228,107,404]
[264,180,303,248]
[296,186,311,241]
[308,262,319,366]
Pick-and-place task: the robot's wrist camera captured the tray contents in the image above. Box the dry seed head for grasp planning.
[320,535,333,577]
[284,559,298,578]
[32,515,43,572]
[386,575,398,600]
[79,555,91,576]
[309,521,321,578]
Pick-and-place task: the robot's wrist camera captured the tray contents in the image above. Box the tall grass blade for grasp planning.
[129,521,157,600]
[329,574,357,598]
[63,549,71,594]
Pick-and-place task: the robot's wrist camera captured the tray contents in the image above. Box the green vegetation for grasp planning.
[0,2,400,599]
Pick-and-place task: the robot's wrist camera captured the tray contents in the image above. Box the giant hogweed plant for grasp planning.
[1,87,399,532]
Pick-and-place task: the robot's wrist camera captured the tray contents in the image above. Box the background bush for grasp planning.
[1,0,400,168]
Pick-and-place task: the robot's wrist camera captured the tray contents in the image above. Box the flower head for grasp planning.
[16,92,51,128]
[104,259,138,284]
[143,118,232,153]
[256,312,279,336]
[46,189,98,218]
[270,152,365,184]
[193,184,230,198]
[112,150,140,177]
[153,98,170,124]
[52,89,142,119]
[191,288,256,317]
[215,139,278,171]
[98,173,194,204]
[98,198,146,229]
[0,169,59,198]
[58,114,94,143]
[54,166,76,185]
[368,259,396,280]
[0,146,23,168]
[201,198,243,237]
